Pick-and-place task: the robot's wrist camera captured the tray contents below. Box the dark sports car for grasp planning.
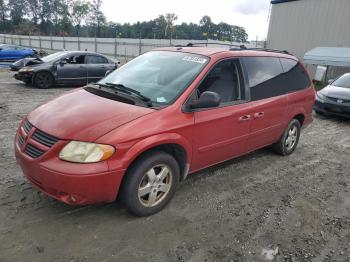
[314,73,350,117]
[14,51,119,88]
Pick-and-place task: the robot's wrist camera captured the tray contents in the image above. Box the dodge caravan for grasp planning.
[15,45,316,216]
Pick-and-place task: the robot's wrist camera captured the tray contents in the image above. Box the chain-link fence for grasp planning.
[0,34,264,62]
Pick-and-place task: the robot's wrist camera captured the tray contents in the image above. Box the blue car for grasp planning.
[0,44,37,61]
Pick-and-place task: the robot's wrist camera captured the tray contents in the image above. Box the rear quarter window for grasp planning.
[242,57,311,101]
[86,55,108,64]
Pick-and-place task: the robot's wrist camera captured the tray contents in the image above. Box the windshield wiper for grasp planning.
[101,82,152,106]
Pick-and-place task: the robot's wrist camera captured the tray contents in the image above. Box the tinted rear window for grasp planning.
[242,57,311,101]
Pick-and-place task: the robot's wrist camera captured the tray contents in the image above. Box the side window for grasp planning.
[242,57,284,101]
[196,59,245,104]
[65,55,85,64]
[86,55,108,64]
[279,58,311,91]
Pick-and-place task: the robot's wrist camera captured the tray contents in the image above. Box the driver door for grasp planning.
[56,54,87,86]
[190,59,252,172]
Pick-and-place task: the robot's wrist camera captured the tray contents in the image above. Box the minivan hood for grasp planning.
[27,89,155,141]
[321,85,350,99]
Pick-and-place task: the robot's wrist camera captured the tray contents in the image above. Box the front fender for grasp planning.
[125,133,192,167]
[109,133,193,172]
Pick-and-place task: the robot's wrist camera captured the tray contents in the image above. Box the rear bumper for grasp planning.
[15,137,125,205]
[314,100,350,118]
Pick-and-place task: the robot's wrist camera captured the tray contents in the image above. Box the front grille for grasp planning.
[23,120,33,134]
[24,143,45,158]
[19,119,60,159]
[326,96,350,104]
[18,135,25,145]
[32,129,59,148]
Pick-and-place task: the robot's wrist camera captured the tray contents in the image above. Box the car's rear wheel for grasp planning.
[120,150,180,216]
[34,72,54,89]
[272,119,301,156]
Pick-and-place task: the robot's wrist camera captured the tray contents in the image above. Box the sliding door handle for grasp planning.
[253,112,265,119]
[238,115,251,122]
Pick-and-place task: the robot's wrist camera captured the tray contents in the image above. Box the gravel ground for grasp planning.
[0,69,349,262]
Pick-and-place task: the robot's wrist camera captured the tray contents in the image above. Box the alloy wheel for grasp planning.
[285,125,298,151]
[138,164,173,207]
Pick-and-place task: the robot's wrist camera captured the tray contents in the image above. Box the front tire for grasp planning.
[272,119,301,156]
[120,150,180,216]
[34,72,54,89]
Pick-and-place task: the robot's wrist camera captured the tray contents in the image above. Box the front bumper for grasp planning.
[14,72,33,82]
[14,123,125,205]
[314,98,350,118]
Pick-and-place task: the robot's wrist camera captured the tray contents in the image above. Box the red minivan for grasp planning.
[14,45,316,216]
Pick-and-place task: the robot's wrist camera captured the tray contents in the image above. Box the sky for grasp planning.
[102,0,271,41]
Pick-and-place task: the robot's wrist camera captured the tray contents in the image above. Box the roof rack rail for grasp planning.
[186,42,247,49]
[239,48,290,54]
[174,43,290,55]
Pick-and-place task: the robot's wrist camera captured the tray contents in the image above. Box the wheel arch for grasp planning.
[289,107,306,127]
[293,113,305,126]
[121,133,192,183]
[33,70,55,81]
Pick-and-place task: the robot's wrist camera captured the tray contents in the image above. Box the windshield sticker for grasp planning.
[182,56,207,64]
[157,97,167,103]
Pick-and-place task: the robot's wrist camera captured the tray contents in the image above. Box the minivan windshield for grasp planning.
[332,73,350,88]
[98,51,209,105]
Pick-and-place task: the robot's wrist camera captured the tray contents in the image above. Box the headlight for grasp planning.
[59,141,115,163]
[19,67,34,72]
[316,92,327,101]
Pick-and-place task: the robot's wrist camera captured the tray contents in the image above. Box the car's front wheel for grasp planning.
[272,119,301,156]
[120,150,180,216]
[34,72,54,89]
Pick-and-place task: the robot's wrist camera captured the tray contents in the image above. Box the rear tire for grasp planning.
[272,119,301,156]
[34,72,54,89]
[120,150,180,216]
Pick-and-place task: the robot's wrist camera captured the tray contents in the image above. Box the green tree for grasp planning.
[199,15,213,39]
[71,0,90,36]
[0,0,8,22]
[165,13,177,39]
[89,0,106,37]
[8,0,26,25]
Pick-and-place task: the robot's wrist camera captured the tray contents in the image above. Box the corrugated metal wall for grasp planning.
[267,0,350,61]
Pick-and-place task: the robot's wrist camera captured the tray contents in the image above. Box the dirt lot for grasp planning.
[0,69,349,262]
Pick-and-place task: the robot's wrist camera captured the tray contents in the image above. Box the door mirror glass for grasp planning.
[189,91,221,109]
[59,59,67,66]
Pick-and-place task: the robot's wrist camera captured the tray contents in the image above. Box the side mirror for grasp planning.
[59,59,67,66]
[189,91,221,109]
[328,79,334,84]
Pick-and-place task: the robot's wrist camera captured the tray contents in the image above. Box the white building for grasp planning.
[267,0,350,78]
